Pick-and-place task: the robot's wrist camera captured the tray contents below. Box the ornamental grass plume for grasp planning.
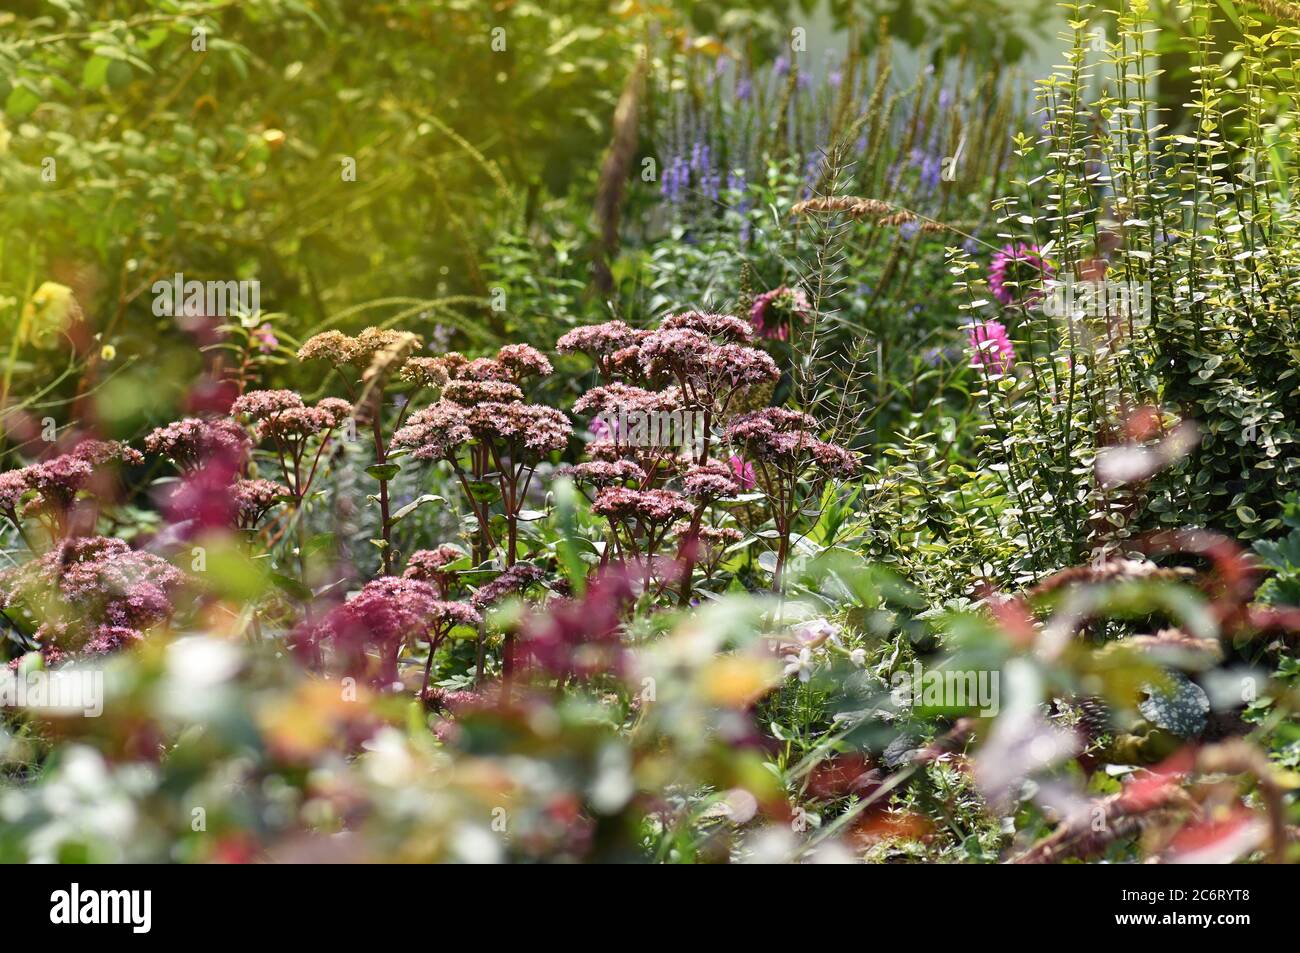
[296,329,359,366]
[353,327,422,372]
[295,328,426,576]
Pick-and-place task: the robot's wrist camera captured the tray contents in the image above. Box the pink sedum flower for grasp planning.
[496,343,553,380]
[230,389,304,420]
[682,462,743,500]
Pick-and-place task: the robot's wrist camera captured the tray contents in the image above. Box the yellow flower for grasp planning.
[21,282,79,349]
[100,344,117,361]
[699,654,780,708]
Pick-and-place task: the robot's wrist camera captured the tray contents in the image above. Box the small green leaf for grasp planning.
[82,56,111,91]
[270,572,313,602]
[466,480,501,504]
[388,493,445,525]
[5,85,40,119]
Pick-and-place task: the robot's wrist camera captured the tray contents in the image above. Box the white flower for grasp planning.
[792,618,839,649]
[849,648,866,667]
[783,647,814,683]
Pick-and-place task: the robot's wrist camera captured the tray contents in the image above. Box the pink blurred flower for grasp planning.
[728,454,756,490]
[988,243,1054,307]
[966,320,1016,374]
[254,323,279,353]
[749,287,810,340]
[516,570,635,679]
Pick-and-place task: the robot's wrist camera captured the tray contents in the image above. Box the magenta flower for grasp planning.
[254,323,279,353]
[988,243,1054,306]
[592,487,693,525]
[0,536,186,658]
[161,458,241,533]
[966,320,1016,374]
[729,454,757,490]
[290,576,479,689]
[404,545,467,580]
[556,321,646,379]
[749,287,810,341]
[515,569,635,680]
[661,311,754,342]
